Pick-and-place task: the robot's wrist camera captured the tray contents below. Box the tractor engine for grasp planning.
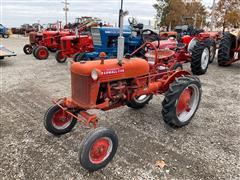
[29,31,43,44]
[70,58,149,110]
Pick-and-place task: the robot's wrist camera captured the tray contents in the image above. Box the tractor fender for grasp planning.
[162,70,191,92]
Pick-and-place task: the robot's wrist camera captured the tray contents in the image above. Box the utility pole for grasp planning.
[62,0,69,26]
[210,0,216,31]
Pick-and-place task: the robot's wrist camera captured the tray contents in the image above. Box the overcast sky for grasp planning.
[1,0,213,27]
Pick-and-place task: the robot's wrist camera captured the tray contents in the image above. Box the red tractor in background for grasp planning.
[156,25,220,75]
[55,31,94,63]
[218,31,240,66]
[44,3,202,172]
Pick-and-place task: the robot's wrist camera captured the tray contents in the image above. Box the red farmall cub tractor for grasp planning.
[55,31,94,63]
[218,31,240,66]
[44,6,202,172]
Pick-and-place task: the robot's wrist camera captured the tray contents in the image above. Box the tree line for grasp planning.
[153,0,240,30]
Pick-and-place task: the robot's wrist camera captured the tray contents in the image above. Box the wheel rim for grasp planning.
[58,52,65,62]
[134,95,149,103]
[52,109,73,130]
[38,49,47,58]
[201,48,209,70]
[25,46,32,53]
[176,84,200,123]
[89,137,113,164]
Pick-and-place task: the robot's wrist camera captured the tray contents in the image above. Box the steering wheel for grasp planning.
[128,17,138,27]
[141,29,160,48]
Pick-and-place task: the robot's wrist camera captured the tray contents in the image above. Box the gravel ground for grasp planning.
[0,36,239,180]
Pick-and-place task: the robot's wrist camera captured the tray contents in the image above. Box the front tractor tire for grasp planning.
[191,40,210,75]
[162,76,202,127]
[55,50,67,63]
[79,127,118,172]
[218,33,236,66]
[34,46,49,60]
[23,44,33,55]
[44,104,77,135]
[127,94,153,109]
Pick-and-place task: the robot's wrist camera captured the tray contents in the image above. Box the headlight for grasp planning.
[91,69,98,80]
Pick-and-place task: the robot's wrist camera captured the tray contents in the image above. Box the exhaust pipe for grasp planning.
[117,0,128,65]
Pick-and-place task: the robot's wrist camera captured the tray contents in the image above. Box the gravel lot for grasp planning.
[0,36,239,180]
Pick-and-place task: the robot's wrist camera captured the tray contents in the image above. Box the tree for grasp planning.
[215,0,240,30]
[153,0,207,29]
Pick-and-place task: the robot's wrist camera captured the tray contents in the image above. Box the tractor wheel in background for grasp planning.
[2,34,9,38]
[34,46,49,60]
[205,39,217,63]
[191,40,210,75]
[0,56,4,60]
[79,127,118,172]
[55,50,67,63]
[162,76,202,127]
[32,46,38,58]
[73,52,91,62]
[48,47,58,53]
[23,44,33,55]
[44,104,77,136]
[218,33,236,66]
[127,94,153,109]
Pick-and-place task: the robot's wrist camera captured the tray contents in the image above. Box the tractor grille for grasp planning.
[91,28,102,46]
[62,41,67,50]
[71,72,92,105]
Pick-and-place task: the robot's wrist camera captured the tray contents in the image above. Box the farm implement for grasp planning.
[0,45,16,60]
[44,1,202,172]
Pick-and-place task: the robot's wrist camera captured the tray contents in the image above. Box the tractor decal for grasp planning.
[102,68,125,75]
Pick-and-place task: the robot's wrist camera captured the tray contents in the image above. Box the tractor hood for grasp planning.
[71,58,149,82]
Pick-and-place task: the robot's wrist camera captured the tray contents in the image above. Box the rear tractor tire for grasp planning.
[162,76,202,127]
[23,44,33,55]
[218,33,236,66]
[55,50,67,63]
[191,40,210,75]
[34,46,49,60]
[79,127,118,172]
[127,94,153,109]
[44,104,77,136]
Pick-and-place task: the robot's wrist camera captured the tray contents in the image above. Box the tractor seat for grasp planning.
[145,49,175,65]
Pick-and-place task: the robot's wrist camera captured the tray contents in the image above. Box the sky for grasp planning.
[0,0,213,27]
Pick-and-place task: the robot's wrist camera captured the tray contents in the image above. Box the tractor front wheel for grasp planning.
[23,44,33,55]
[34,46,49,60]
[79,127,118,172]
[55,50,67,63]
[127,94,153,109]
[191,41,210,75]
[162,76,202,127]
[44,104,77,135]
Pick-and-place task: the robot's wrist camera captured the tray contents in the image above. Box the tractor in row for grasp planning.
[218,31,240,66]
[44,3,202,172]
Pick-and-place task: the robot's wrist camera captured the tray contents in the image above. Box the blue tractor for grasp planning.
[73,19,159,61]
[0,24,9,38]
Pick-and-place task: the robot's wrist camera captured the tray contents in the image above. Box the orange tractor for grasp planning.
[44,1,202,172]
[218,31,240,66]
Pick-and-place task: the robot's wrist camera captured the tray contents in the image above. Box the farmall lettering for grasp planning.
[102,68,125,75]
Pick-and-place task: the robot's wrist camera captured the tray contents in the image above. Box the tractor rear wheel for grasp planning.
[127,94,153,109]
[79,127,118,172]
[48,47,58,53]
[44,104,77,135]
[218,33,236,66]
[34,46,49,60]
[55,50,67,63]
[191,40,210,75]
[162,76,202,127]
[23,44,33,55]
